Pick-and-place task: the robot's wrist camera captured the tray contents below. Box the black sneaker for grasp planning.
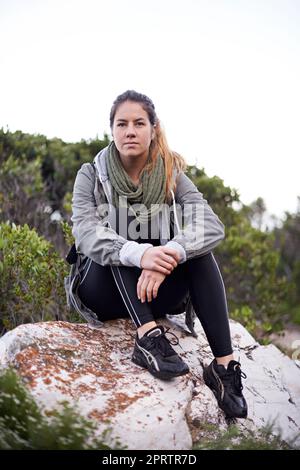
[203,359,248,418]
[132,325,190,380]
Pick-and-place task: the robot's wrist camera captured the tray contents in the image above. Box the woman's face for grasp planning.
[112,100,155,161]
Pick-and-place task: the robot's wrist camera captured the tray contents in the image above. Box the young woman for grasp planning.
[68,90,247,419]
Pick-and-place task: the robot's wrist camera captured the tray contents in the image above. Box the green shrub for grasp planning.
[0,128,109,213]
[193,422,296,450]
[186,165,241,228]
[187,166,291,338]
[0,151,45,228]
[274,211,300,324]
[60,220,74,247]
[0,221,76,333]
[0,368,111,450]
[216,220,291,338]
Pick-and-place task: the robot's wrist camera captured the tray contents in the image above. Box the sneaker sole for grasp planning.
[132,355,189,381]
[203,368,248,419]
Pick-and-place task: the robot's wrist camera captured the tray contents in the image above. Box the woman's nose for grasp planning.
[126,124,136,136]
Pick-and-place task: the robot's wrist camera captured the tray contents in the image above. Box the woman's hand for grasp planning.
[137,269,166,303]
[140,246,180,275]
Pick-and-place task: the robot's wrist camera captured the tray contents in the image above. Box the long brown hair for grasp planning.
[109,90,187,201]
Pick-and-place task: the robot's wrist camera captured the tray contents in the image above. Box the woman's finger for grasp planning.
[161,253,178,268]
[152,281,160,299]
[146,280,155,302]
[139,278,149,303]
[158,260,174,270]
[153,264,172,275]
[137,274,144,299]
[156,259,175,274]
[161,247,181,263]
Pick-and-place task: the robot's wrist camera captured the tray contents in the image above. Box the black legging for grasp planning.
[78,250,233,358]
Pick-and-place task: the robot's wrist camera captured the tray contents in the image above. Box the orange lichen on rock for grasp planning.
[88,390,148,422]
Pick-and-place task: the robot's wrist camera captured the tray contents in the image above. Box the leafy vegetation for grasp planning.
[273,209,300,324]
[193,421,297,450]
[0,221,73,334]
[218,220,291,337]
[186,164,292,338]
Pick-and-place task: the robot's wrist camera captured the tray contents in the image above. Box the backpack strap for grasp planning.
[65,242,78,265]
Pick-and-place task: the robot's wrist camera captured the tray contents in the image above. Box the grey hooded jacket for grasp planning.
[65,146,225,336]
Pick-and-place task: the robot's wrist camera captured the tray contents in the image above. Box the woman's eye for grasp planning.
[117,122,144,127]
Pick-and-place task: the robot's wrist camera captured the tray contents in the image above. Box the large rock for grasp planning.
[0,316,299,449]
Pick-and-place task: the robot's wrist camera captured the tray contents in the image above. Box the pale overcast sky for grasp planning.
[1,0,299,221]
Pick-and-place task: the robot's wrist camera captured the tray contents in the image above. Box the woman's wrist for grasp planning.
[119,241,153,267]
[164,241,186,263]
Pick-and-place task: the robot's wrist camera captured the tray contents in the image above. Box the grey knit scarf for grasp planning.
[106,141,166,223]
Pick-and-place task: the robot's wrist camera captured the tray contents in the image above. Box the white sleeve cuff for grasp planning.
[165,241,186,264]
[119,241,153,268]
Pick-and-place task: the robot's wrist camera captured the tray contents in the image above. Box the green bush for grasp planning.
[193,422,296,450]
[186,166,291,338]
[216,220,291,338]
[0,151,45,227]
[186,165,241,228]
[0,128,109,255]
[60,220,74,247]
[0,368,111,450]
[0,128,109,213]
[274,211,300,324]
[0,221,76,334]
